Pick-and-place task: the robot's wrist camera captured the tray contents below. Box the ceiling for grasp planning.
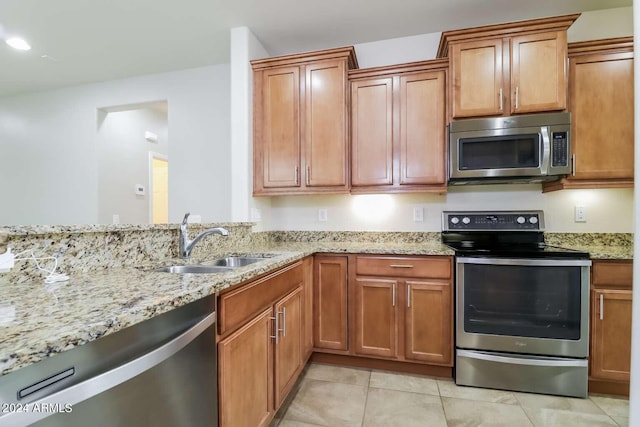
[0,0,632,98]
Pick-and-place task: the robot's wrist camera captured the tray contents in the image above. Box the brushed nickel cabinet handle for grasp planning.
[270,314,279,344]
[390,264,413,268]
[306,165,310,186]
[571,154,576,177]
[599,294,604,321]
[515,86,519,110]
[407,284,411,308]
[392,283,396,307]
[499,88,503,112]
[281,307,287,338]
[294,166,299,185]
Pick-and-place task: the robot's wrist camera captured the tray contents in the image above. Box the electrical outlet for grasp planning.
[251,208,262,222]
[112,214,120,224]
[413,207,424,222]
[318,208,328,222]
[575,206,587,222]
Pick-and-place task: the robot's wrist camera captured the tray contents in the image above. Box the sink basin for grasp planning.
[202,256,270,268]
[154,265,233,274]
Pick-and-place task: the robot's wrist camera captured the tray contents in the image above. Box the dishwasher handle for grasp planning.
[0,312,216,427]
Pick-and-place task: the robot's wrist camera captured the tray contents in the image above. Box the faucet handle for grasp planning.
[182,213,190,225]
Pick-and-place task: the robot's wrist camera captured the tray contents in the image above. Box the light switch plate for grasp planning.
[413,207,424,222]
[575,206,587,222]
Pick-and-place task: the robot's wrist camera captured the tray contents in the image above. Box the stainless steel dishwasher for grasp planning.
[0,294,217,427]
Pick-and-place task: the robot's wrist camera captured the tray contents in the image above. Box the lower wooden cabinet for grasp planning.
[219,308,274,427]
[589,259,633,395]
[274,287,304,406]
[405,280,452,364]
[302,256,314,360]
[314,255,349,351]
[352,255,454,366]
[218,260,306,427]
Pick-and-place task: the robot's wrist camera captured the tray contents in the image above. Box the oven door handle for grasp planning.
[457,349,588,368]
[456,257,592,267]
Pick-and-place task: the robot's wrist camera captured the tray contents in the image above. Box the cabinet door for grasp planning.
[404,281,453,365]
[399,71,446,185]
[591,289,632,381]
[219,308,274,427]
[302,256,314,360]
[260,66,301,188]
[350,77,393,186]
[570,52,634,180]
[304,60,349,188]
[274,287,304,406]
[450,39,504,118]
[314,255,348,350]
[354,278,398,358]
[511,31,567,113]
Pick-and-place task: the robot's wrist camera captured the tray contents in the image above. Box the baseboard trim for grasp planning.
[310,353,453,378]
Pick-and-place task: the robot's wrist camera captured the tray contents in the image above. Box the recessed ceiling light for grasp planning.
[6,37,31,51]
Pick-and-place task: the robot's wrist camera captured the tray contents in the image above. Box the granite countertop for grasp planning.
[0,241,453,376]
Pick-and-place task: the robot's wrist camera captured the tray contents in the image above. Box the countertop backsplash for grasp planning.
[0,226,633,283]
[0,223,260,282]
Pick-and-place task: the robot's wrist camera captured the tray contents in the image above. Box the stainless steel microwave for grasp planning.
[448,112,571,185]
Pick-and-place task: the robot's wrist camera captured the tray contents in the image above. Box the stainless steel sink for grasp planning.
[154,255,273,274]
[201,256,271,268]
[154,265,234,274]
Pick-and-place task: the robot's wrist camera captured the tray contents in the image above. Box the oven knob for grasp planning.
[450,217,460,224]
[516,216,526,224]
[462,217,471,224]
[529,216,538,224]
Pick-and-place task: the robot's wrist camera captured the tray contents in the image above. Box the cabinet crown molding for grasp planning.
[437,13,580,58]
[251,46,358,70]
[568,36,634,56]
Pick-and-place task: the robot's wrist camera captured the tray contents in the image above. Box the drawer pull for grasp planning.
[389,264,413,268]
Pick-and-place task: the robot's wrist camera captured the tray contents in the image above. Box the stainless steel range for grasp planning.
[442,210,591,398]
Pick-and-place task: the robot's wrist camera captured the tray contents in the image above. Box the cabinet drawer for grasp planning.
[592,260,633,289]
[218,261,303,336]
[355,256,452,279]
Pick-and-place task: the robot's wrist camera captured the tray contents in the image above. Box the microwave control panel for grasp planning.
[551,132,568,167]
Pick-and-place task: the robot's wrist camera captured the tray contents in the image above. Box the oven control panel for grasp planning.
[443,211,544,231]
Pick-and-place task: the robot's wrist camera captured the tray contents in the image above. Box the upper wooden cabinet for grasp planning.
[252,47,358,196]
[349,61,448,193]
[438,14,578,119]
[543,37,634,192]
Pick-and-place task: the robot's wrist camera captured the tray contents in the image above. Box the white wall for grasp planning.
[230,27,273,230]
[97,105,168,224]
[568,6,633,42]
[0,64,231,225]
[268,188,634,232]
[247,7,635,233]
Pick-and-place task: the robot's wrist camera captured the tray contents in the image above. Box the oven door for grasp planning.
[456,257,591,358]
[449,126,549,179]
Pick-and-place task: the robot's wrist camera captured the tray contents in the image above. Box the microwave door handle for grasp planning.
[540,127,550,173]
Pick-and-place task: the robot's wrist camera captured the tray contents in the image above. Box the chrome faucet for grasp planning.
[179,213,229,259]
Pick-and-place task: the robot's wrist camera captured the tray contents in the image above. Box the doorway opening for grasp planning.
[150,153,169,224]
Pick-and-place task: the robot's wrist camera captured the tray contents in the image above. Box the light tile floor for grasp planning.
[270,363,629,427]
